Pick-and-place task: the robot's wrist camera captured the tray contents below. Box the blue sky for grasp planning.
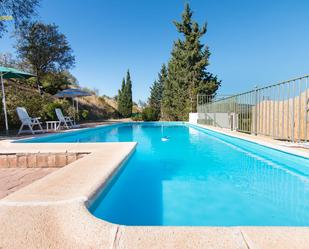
[1,0,309,101]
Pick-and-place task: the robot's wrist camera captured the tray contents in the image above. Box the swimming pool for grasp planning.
[21,122,309,226]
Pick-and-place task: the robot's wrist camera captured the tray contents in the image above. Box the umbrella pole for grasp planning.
[1,73,9,135]
[76,99,79,121]
[72,97,76,125]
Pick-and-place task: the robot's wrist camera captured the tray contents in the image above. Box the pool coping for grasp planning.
[0,123,309,248]
[189,123,309,159]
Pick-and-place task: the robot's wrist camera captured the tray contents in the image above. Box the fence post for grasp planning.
[305,77,309,143]
[254,86,258,135]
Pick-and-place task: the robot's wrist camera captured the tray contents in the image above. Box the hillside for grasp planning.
[102,96,141,113]
[0,81,140,129]
[77,95,119,120]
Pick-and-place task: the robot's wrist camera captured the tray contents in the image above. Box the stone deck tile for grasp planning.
[241,227,309,249]
[0,168,58,199]
[116,226,248,249]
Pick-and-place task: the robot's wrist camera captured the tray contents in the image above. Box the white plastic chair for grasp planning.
[55,108,77,129]
[16,107,44,135]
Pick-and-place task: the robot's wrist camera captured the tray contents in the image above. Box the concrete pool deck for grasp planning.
[0,124,309,249]
[0,168,58,199]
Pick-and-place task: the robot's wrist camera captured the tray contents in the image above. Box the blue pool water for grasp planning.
[21,123,309,226]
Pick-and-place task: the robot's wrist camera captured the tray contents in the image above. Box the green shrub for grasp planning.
[42,101,64,120]
[42,100,75,121]
[80,110,89,120]
[141,107,160,121]
[131,113,143,121]
[0,85,53,128]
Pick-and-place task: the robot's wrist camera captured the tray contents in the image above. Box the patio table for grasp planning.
[46,121,60,131]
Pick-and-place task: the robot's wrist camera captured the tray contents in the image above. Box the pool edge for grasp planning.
[188,122,309,159]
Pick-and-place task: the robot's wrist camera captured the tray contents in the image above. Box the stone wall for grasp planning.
[0,152,88,168]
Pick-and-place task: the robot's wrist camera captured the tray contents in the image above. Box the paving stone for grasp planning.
[27,154,37,168]
[36,154,48,168]
[17,155,28,168]
[0,155,8,168]
[0,168,58,199]
[55,153,67,167]
[7,155,17,167]
[48,154,56,167]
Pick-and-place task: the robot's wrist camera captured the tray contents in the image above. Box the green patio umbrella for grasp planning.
[0,66,36,134]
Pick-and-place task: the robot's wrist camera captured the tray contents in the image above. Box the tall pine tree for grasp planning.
[149,65,166,118]
[148,80,162,120]
[162,3,220,121]
[144,65,166,121]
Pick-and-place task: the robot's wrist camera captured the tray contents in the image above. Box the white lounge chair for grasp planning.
[16,107,44,135]
[55,108,78,129]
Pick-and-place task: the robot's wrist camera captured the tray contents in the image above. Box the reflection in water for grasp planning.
[90,124,309,226]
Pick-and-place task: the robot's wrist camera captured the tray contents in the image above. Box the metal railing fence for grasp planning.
[197,75,309,142]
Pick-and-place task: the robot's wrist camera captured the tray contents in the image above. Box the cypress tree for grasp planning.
[117,78,126,117]
[117,70,133,118]
[124,70,133,117]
